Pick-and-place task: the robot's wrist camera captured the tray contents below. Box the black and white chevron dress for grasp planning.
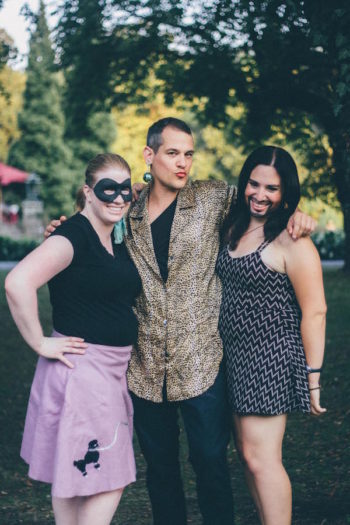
[216,240,310,415]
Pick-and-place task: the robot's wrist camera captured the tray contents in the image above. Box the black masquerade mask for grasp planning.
[92,178,132,203]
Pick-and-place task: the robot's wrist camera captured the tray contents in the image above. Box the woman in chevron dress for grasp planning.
[216,146,327,525]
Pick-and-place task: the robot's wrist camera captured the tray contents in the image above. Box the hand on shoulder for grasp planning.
[44,216,67,239]
[286,209,317,239]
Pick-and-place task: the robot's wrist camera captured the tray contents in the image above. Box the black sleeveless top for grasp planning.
[48,213,142,346]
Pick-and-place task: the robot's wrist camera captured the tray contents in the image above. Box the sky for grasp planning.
[0,0,56,69]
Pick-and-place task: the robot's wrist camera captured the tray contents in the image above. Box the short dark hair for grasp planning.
[147,117,192,153]
[222,145,301,249]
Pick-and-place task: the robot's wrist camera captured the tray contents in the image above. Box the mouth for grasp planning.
[175,172,187,179]
[249,198,271,214]
[106,204,125,213]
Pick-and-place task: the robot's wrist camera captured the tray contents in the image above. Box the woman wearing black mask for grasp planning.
[6,153,141,525]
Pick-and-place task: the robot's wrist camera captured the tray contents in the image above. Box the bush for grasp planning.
[312,230,345,260]
[0,236,39,261]
[0,231,345,262]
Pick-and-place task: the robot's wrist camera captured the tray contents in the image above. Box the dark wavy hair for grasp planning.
[222,146,300,249]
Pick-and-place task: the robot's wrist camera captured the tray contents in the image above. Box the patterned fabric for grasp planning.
[216,240,310,415]
[125,179,236,402]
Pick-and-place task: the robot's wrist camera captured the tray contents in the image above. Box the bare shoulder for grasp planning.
[275,229,317,254]
[274,229,295,248]
[278,230,322,275]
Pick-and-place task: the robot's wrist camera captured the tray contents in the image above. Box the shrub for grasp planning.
[312,230,345,260]
[0,236,39,261]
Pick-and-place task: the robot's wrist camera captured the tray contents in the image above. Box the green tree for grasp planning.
[55,0,113,138]
[0,27,16,69]
[112,0,350,269]
[68,111,117,198]
[8,0,73,217]
[0,66,26,161]
[55,0,169,137]
[55,0,122,182]
[230,0,350,270]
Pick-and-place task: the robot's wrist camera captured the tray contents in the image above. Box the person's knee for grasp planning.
[240,442,281,477]
[241,446,264,475]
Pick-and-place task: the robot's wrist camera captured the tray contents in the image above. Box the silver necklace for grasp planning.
[242,224,264,237]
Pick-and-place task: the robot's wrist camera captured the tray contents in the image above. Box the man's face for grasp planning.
[144,127,194,192]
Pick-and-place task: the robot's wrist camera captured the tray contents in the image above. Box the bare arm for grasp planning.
[5,236,87,368]
[284,234,327,415]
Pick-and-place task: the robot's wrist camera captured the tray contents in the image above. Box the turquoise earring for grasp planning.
[143,163,153,183]
[113,217,127,244]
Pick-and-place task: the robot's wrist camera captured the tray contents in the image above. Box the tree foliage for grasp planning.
[105,0,350,268]
[0,28,16,69]
[8,0,74,217]
[2,0,348,260]
[68,111,117,198]
[55,0,173,135]
[111,74,245,185]
[55,0,115,137]
[0,67,25,161]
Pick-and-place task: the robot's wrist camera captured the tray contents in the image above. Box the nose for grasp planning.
[256,186,266,201]
[113,193,124,203]
[176,154,186,168]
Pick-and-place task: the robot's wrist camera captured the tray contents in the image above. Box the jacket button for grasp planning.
[163,319,167,326]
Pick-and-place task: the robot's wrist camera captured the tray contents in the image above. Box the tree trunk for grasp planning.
[342,202,350,273]
[330,132,350,273]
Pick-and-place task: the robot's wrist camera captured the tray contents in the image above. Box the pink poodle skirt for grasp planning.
[20,331,136,498]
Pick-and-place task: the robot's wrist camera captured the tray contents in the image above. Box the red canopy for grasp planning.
[0,162,29,185]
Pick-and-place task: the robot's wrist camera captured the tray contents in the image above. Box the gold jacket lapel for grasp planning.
[127,187,161,278]
[169,181,196,246]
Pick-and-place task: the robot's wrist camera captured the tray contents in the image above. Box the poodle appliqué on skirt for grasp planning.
[73,422,128,477]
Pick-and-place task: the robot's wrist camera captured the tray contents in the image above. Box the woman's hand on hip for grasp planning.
[37,336,88,368]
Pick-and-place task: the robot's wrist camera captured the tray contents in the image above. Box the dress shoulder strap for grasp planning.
[257,240,270,253]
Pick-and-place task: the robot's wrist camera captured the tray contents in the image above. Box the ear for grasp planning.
[143,146,154,166]
[83,184,93,203]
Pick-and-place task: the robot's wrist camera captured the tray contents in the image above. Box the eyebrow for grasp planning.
[165,148,195,154]
[248,178,280,188]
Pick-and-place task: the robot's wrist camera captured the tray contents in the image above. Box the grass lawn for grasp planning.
[0,269,349,524]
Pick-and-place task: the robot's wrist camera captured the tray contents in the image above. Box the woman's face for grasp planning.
[244,164,282,219]
[87,166,132,224]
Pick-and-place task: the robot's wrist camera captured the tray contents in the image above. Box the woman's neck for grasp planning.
[80,209,114,246]
[247,217,266,230]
